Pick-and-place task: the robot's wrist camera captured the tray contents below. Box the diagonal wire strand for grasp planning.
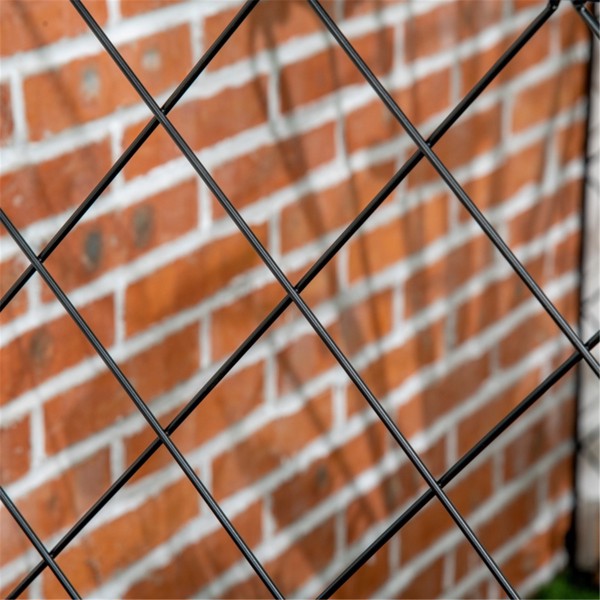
[573,0,600,38]
[70,1,520,596]
[307,0,600,378]
[7,5,557,596]
[0,209,284,600]
[0,487,81,599]
[0,0,260,313]
[318,330,600,598]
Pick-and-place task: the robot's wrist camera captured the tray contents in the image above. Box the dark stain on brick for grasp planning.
[133,205,154,248]
[84,230,103,270]
[30,329,52,366]
[315,463,330,492]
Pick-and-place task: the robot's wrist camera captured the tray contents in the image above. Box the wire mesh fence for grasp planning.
[1,0,599,598]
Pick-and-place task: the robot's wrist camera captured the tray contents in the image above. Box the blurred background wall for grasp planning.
[0,0,596,598]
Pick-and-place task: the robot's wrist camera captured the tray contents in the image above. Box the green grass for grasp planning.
[535,571,599,600]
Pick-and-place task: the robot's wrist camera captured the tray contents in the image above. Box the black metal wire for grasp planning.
[69,1,521,596]
[0,209,284,600]
[308,0,600,378]
[1,0,595,598]
[0,0,260,313]
[319,330,600,598]
[0,487,81,599]
[7,6,558,596]
[7,5,557,596]
[573,0,600,38]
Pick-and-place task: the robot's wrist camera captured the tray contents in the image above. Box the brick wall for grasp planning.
[0,0,592,598]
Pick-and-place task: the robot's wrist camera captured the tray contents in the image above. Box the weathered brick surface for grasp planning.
[0,0,590,598]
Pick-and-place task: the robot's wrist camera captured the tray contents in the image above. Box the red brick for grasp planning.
[271,421,388,528]
[0,139,112,229]
[281,181,354,255]
[412,352,491,425]
[344,0,388,19]
[398,555,445,599]
[350,161,401,210]
[279,28,394,113]
[344,437,446,545]
[349,192,450,283]
[122,433,177,487]
[553,230,581,279]
[457,139,548,220]
[211,281,285,363]
[268,518,336,594]
[448,459,494,518]
[0,256,29,324]
[345,469,406,546]
[0,83,13,145]
[40,477,199,596]
[222,576,267,600]
[503,396,575,480]
[401,498,454,563]
[41,180,198,299]
[501,512,571,587]
[173,361,264,443]
[556,119,587,168]
[498,293,578,368]
[0,450,111,565]
[460,26,551,97]
[334,288,394,357]
[0,504,28,571]
[0,572,22,600]
[122,76,269,179]
[288,262,340,309]
[455,258,546,344]
[558,6,592,50]
[344,67,452,153]
[123,501,262,599]
[0,295,115,404]
[0,414,30,484]
[280,161,397,255]
[277,332,338,395]
[402,379,454,440]
[212,391,332,500]
[24,25,193,140]
[126,362,264,483]
[120,0,183,18]
[0,1,108,56]
[348,319,447,417]
[404,235,494,316]
[511,61,588,132]
[478,485,538,553]
[512,0,545,13]
[457,368,542,456]
[454,485,540,582]
[345,97,401,155]
[332,545,389,599]
[454,537,484,590]
[438,104,503,170]
[408,103,503,187]
[204,1,331,70]
[45,323,199,454]
[508,178,582,247]
[558,287,579,326]
[548,454,574,501]
[460,580,489,600]
[404,1,503,61]
[212,122,335,219]
[43,478,199,598]
[124,224,266,336]
[44,370,129,455]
